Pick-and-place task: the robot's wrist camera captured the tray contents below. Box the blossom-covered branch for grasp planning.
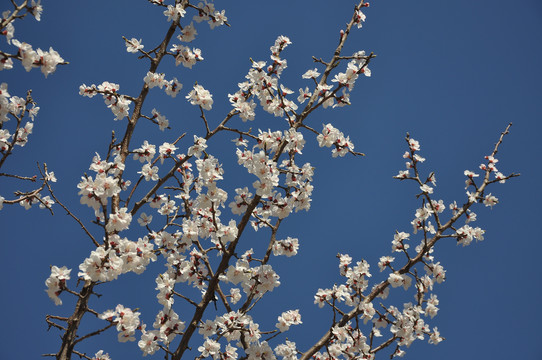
[301,124,518,359]
[0,0,64,211]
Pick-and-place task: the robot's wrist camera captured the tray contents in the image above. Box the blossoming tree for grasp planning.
[0,1,520,360]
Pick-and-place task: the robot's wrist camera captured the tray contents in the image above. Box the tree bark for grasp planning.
[57,281,94,360]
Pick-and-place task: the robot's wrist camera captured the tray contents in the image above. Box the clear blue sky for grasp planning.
[1,1,541,359]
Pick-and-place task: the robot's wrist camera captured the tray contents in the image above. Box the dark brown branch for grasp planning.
[73,322,115,345]
[56,282,95,360]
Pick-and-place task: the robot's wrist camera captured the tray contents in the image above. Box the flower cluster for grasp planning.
[138,308,185,354]
[276,309,302,332]
[171,44,203,68]
[331,51,371,92]
[224,258,281,296]
[195,311,284,359]
[186,84,213,110]
[143,71,183,100]
[317,123,356,157]
[100,305,141,342]
[18,191,54,210]
[272,237,299,257]
[310,323,374,360]
[228,36,293,122]
[5,39,63,76]
[300,50,371,113]
[0,83,38,141]
[77,234,157,282]
[91,350,111,360]
[79,81,131,120]
[45,266,71,305]
[192,1,227,29]
[387,303,442,349]
[163,3,186,22]
[231,127,314,228]
[124,37,143,53]
[315,255,374,311]
[77,151,126,218]
[179,22,197,42]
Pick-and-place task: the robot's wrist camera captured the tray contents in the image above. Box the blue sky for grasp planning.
[1,1,541,359]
